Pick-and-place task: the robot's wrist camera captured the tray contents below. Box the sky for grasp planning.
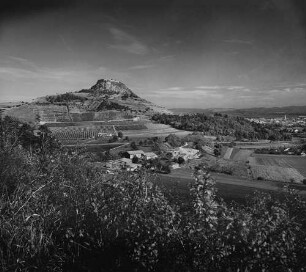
[1,0,306,109]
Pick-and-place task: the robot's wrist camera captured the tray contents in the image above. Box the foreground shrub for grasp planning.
[1,117,306,271]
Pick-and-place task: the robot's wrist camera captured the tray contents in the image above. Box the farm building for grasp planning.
[106,158,141,172]
[171,163,180,169]
[122,150,157,160]
[170,147,200,160]
[106,160,122,170]
[124,150,145,159]
[143,152,158,160]
[202,145,214,155]
[120,158,141,171]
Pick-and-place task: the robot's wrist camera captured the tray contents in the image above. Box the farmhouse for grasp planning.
[143,152,158,160]
[33,129,41,137]
[98,132,113,137]
[124,150,145,159]
[170,147,200,161]
[120,158,141,171]
[171,163,180,169]
[202,145,214,155]
[106,158,141,172]
[106,160,122,170]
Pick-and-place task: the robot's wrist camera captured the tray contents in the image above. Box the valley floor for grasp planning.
[158,168,306,204]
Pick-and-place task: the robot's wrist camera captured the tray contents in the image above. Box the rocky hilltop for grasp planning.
[5,79,171,124]
[86,79,139,98]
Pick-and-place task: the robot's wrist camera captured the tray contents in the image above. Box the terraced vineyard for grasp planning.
[49,126,116,140]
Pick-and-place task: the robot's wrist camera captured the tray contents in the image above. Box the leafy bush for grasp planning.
[1,117,306,271]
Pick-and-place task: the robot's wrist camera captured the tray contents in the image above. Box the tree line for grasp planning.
[152,113,291,141]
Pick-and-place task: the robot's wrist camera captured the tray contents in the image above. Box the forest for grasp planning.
[0,116,305,271]
[152,113,292,141]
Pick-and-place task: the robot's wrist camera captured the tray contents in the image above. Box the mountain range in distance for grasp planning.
[170,106,306,118]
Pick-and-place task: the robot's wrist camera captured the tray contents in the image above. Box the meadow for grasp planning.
[156,170,298,205]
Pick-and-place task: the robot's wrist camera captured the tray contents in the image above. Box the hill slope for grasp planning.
[4,79,171,124]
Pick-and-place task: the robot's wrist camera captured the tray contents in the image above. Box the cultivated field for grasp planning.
[236,142,295,149]
[122,122,191,138]
[230,149,253,161]
[47,118,191,144]
[219,147,306,183]
[49,126,116,140]
[223,147,233,159]
[250,154,306,178]
[249,165,304,183]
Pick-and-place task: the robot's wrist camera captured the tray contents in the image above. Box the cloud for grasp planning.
[128,64,155,70]
[159,87,183,91]
[195,85,250,92]
[59,35,74,52]
[222,39,253,45]
[195,85,224,90]
[157,55,175,62]
[109,27,149,55]
[7,56,39,70]
[0,61,129,90]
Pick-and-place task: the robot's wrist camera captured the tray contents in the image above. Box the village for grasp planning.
[247,115,306,131]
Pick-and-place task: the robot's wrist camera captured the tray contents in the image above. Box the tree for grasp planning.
[214,148,221,156]
[109,135,118,143]
[152,142,161,153]
[165,134,181,147]
[132,156,139,163]
[117,131,123,138]
[130,141,137,150]
[268,134,277,141]
[177,156,185,164]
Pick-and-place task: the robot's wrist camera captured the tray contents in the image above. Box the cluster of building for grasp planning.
[105,150,158,173]
[168,146,200,161]
[248,115,306,127]
[105,146,201,173]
